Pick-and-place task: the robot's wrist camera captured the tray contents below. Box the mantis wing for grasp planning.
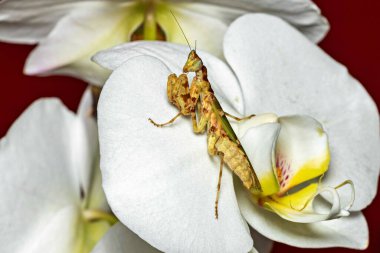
[211,97,262,192]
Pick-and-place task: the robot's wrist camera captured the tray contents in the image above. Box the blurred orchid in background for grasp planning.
[0,91,113,253]
[92,14,379,252]
[0,0,328,85]
[0,90,171,253]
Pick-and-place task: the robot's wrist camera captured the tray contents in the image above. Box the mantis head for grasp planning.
[183,50,203,73]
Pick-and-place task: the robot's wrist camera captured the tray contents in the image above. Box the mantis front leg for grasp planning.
[149,74,189,127]
[191,109,211,133]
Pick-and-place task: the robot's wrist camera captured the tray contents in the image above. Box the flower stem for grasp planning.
[143,0,157,40]
[83,209,118,225]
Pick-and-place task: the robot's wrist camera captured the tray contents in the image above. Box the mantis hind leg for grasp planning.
[215,153,224,219]
[225,112,255,121]
[148,113,182,127]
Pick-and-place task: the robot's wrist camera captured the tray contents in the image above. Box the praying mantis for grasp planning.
[149,14,262,219]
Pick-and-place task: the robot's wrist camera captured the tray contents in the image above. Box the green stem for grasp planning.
[83,209,118,225]
[143,0,157,40]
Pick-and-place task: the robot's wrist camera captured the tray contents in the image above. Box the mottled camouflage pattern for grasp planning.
[150,50,261,218]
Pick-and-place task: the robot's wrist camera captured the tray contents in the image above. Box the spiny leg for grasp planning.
[215,153,224,219]
[191,110,210,133]
[225,112,255,121]
[148,112,182,127]
[191,97,212,134]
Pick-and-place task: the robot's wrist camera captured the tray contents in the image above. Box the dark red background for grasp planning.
[0,1,378,252]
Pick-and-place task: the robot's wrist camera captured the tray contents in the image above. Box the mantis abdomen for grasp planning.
[215,137,259,192]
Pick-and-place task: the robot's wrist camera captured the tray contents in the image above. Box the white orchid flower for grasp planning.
[92,14,380,252]
[0,0,328,85]
[92,222,163,253]
[0,91,161,253]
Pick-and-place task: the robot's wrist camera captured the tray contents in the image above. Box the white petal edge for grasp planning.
[98,55,252,252]
[250,228,273,253]
[224,13,380,211]
[93,41,245,114]
[176,0,329,43]
[77,87,109,211]
[239,121,281,196]
[24,2,142,85]
[91,223,161,253]
[236,181,369,249]
[0,99,88,252]
[0,0,80,43]
[156,3,239,58]
[76,87,99,198]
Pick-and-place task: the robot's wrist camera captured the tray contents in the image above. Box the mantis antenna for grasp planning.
[195,40,197,52]
[170,10,192,51]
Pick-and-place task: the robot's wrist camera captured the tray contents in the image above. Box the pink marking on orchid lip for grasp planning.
[285,175,289,180]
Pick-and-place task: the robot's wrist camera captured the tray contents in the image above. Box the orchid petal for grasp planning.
[238,120,281,196]
[24,2,142,85]
[236,113,278,137]
[261,182,354,223]
[77,87,109,211]
[28,205,81,253]
[77,86,94,118]
[236,182,369,249]
[81,220,111,253]
[0,99,88,252]
[156,3,244,58]
[184,0,328,43]
[275,115,329,194]
[98,56,253,252]
[93,41,244,114]
[76,87,99,199]
[0,0,79,43]
[250,228,273,253]
[167,2,246,26]
[92,223,160,253]
[86,156,110,212]
[224,13,380,211]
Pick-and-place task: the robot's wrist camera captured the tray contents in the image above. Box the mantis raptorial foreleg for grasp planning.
[192,93,213,133]
[149,74,191,127]
[191,109,211,133]
[225,112,256,122]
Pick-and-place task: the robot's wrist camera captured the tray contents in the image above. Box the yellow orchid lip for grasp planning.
[239,114,355,223]
[275,148,330,196]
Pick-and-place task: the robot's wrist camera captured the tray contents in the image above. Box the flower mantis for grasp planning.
[149,14,261,218]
